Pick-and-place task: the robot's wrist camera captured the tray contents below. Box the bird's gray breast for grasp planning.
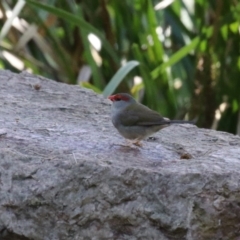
[110,106,121,128]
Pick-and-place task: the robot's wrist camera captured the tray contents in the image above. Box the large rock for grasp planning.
[0,70,240,240]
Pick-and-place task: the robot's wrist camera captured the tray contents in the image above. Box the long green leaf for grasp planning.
[103,61,139,97]
[146,0,164,62]
[77,6,104,88]
[24,0,119,64]
[151,36,200,80]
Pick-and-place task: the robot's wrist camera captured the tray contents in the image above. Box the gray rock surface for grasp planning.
[0,70,240,240]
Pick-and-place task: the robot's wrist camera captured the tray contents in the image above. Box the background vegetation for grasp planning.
[1,0,240,134]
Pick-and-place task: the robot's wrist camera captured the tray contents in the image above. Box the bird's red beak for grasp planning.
[108,95,115,101]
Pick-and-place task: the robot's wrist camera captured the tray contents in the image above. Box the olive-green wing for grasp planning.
[118,103,168,126]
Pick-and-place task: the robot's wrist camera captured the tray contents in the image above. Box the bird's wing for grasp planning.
[119,104,169,126]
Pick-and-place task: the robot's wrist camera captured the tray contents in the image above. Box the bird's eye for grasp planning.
[115,97,121,101]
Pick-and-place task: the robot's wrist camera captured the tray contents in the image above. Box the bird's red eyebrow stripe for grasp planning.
[108,94,129,101]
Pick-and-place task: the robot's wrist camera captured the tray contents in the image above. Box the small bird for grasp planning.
[108,93,194,147]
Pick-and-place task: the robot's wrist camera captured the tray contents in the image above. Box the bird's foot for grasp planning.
[121,139,142,148]
[132,141,143,148]
[110,142,140,150]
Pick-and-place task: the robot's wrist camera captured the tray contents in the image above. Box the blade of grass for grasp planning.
[80,82,102,93]
[146,0,164,62]
[103,60,139,97]
[78,6,104,89]
[151,36,200,79]
[0,0,26,42]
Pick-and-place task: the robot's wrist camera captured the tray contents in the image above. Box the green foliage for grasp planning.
[0,0,240,134]
[103,60,139,97]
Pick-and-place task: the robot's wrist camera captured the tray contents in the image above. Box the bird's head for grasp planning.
[108,93,136,110]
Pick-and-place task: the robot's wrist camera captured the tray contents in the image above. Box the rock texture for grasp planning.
[0,70,240,240]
